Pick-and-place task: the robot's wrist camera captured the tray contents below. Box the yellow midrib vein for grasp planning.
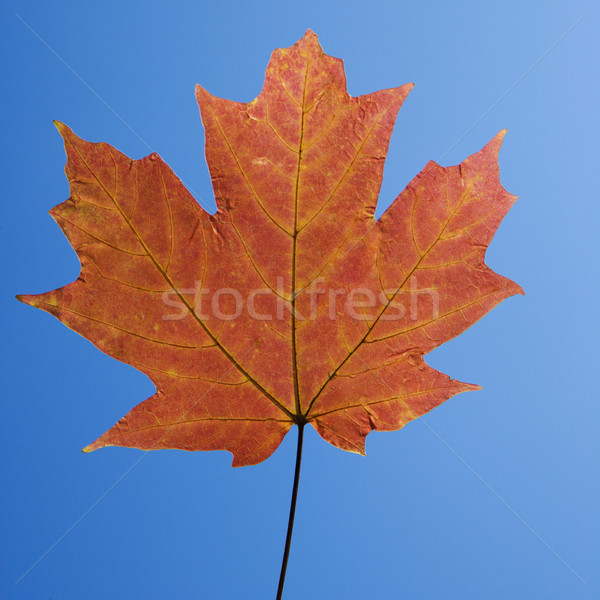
[290,55,310,419]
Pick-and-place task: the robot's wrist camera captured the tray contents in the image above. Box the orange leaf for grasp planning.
[19,31,522,466]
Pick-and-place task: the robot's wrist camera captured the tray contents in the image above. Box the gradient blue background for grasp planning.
[1,1,598,598]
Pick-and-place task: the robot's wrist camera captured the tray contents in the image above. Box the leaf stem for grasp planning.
[276,423,305,600]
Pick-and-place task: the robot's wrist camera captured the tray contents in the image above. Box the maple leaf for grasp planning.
[18,31,522,467]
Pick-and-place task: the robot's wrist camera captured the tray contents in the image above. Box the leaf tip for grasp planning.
[53,121,76,145]
[82,441,101,453]
[53,120,67,134]
[487,129,508,156]
[195,84,212,109]
[457,381,483,393]
[296,29,323,54]
[15,294,36,308]
[302,28,319,41]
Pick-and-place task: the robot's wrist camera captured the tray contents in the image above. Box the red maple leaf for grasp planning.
[18,30,522,467]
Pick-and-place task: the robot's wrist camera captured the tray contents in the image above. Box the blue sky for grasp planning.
[1,1,598,599]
